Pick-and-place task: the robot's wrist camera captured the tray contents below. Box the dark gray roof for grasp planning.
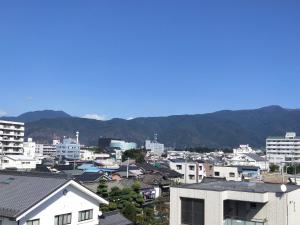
[179,180,300,193]
[99,210,133,225]
[243,153,266,162]
[0,171,69,218]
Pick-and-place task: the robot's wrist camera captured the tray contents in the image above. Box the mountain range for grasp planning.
[1,106,300,148]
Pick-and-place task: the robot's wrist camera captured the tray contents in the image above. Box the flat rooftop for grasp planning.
[178,180,300,193]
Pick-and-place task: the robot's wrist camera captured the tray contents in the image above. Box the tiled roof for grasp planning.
[99,210,133,225]
[0,171,69,219]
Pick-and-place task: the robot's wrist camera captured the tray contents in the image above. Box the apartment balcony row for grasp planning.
[0,137,24,142]
[0,125,24,131]
[0,132,24,136]
[2,144,23,148]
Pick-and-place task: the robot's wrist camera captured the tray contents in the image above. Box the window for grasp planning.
[27,219,40,225]
[54,213,72,225]
[176,165,182,170]
[78,209,93,222]
[229,172,235,177]
[181,198,204,225]
[189,165,195,171]
[214,171,220,176]
[250,202,257,209]
[189,175,195,180]
[199,166,203,171]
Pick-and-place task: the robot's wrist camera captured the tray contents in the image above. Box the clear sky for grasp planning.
[1,0,300,119]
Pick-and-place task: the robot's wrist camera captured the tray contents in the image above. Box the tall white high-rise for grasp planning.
[0,120,25,155]
[266,132,300,165]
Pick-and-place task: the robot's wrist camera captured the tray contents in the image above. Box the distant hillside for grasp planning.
[1,110,72,123]
[23,106,300,148]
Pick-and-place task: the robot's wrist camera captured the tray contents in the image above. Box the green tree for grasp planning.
[97,177,109,198]
[122,149,146,163]
[269,164,279,173]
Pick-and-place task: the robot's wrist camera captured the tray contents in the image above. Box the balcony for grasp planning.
[224,218,266,225]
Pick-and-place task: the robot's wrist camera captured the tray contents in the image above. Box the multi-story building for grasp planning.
[145,140,165,156]
[170,180,300,225]
[35,143,44,157]
[0,120,24,155]
[98,137,137,151]
[43,144,57,157]
[23,138,36,158]
[56,138,80,160]
[233,144,255,155]
[169,159,205,184]
[266,132,300,165]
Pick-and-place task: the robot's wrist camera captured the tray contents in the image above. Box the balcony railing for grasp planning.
[224,218,266,225]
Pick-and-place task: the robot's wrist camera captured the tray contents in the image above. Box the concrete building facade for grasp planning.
[0,120,24,155]
[170,180,300,225]
[267,132,300,165]
[169,159,205,184]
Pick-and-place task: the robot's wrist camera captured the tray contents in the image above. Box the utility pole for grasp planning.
[127,157,130,178]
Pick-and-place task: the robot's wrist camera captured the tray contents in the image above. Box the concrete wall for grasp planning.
[170,186,300,225]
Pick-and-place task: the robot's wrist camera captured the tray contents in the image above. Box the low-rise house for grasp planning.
[227,153,269,171]
[170,180,300,225]
[0,171,108,225]
[169,159,205,184]
[1,155,38,170]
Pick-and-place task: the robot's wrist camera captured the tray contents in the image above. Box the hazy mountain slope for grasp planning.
[23,106,300,148]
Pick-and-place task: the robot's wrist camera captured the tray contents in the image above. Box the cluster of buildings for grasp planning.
[2,118,300,225]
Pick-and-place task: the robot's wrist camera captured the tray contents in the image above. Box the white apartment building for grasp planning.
[145,140,165,156]
[35,143,44,157]
[43,144,57,157]
[233,144,255,155]
[80,149,95,160]
[56,138,80,160]
[23,138,36,158]
[170,180,300,225]
[266,132,300,165]
[169,159,206,184]
[0,171,108,225]
[0,120,24,155]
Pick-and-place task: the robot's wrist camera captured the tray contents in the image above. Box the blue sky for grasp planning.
[0,1,300,119]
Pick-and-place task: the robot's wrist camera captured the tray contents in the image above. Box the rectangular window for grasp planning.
[27,219,40,225]
[78,209,93,222]
[189,174,195,180]
[214,171,220,176]
[54,213,72,225]
[176,165,182,170]
[189,165,195,171]
[229,172,235,177]
[181,198,204,225]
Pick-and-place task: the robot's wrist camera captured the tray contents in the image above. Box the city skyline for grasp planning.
[1,1,300,119]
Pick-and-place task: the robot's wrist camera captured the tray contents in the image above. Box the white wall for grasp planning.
[18,185,102,225]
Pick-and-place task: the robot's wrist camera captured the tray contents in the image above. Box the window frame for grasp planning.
[26,219,40,225]
[54,213,72,225]
[78,209,93,222]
